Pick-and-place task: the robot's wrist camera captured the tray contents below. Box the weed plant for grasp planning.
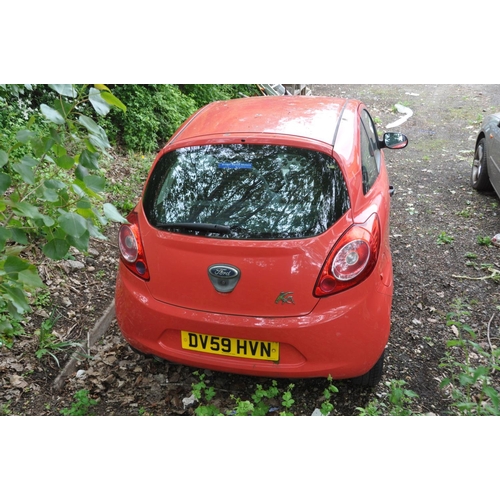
[191,372,419,416]
[60,389,98,416]
[191,372,298,416]
[35,310,79,366]
[439,300,500,415]
[357,380,419,416]
[437,231,454,245]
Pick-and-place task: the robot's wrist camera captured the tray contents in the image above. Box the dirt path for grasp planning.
[2,84,500,415]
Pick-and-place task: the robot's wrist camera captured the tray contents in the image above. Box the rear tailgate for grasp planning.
[139,210,352,318]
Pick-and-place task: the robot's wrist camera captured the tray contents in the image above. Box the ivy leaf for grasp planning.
[40,104,65,125]
[58,212,88,238]
[0,149,8,167]
[88,87,111,116]
[103,203,128,223]
[42,238,70,260]
[48,84,77,98]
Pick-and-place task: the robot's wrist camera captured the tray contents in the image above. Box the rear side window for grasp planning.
[143,144,350,239]
[360,110,381,194]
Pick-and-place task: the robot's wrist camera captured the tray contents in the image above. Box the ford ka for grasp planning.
[115,95,408,386]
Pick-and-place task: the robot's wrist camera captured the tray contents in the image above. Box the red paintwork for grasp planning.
[115,95,395,379]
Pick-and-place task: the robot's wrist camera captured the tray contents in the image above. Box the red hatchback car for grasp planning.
[115,95,408,386]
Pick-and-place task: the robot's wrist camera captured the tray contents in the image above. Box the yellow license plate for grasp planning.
[181,331,279,361]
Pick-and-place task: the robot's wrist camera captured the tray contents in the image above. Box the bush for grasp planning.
[0,84,127,346]
[102,84,259,153]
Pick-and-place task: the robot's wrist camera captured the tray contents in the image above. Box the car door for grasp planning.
[357,108,392,287]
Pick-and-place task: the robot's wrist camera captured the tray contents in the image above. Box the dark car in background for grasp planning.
[471,112,500,195]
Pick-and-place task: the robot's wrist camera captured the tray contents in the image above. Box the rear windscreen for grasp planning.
[143,144,350,239]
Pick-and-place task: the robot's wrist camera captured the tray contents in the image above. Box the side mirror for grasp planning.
[382,132,408,150]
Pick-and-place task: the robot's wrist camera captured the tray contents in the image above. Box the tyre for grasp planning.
[471,138,492,191]
[351,350,385,387]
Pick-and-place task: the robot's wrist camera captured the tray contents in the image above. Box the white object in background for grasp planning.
[387,104,413,129]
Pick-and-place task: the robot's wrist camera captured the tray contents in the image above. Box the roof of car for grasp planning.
[168,96,362,150]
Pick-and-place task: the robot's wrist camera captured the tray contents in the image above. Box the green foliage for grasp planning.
[439,301,500,415]
[477,235,492,247]
[191,371,220,416]
[320,375,339,415]
[102,85,197,153]
[191,372,296,416]
[60,389,98,416]
[1,402,12,415]
[35,310,79,366]
[437,231,454,245]
[178,84,258,108]
[101,85,259,153]
[0,84,127,345]
[357,380,418,416]
[0,312,24,348]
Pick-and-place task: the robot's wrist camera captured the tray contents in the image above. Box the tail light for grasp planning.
[314,214,380,297]
[118,212,150,280]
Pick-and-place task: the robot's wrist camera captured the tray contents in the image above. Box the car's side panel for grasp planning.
[486,114,500,196]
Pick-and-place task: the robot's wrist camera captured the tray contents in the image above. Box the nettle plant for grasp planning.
[0,84,127,345]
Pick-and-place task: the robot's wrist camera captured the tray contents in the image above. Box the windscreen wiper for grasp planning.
[157,222,231,234]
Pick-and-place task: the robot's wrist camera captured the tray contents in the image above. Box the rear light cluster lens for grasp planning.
[118,212,150,280]
[314,214,381,297]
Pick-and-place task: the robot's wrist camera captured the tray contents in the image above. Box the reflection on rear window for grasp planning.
[143,144,350,239]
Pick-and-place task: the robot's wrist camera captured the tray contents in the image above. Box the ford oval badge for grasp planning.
[208,264,241,293]
[208,265,239,279]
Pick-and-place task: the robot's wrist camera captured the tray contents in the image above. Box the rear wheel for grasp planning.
[471,138,492,191]
[351,350,385,387]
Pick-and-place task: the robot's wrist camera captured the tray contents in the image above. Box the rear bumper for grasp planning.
[115,262,392,379]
